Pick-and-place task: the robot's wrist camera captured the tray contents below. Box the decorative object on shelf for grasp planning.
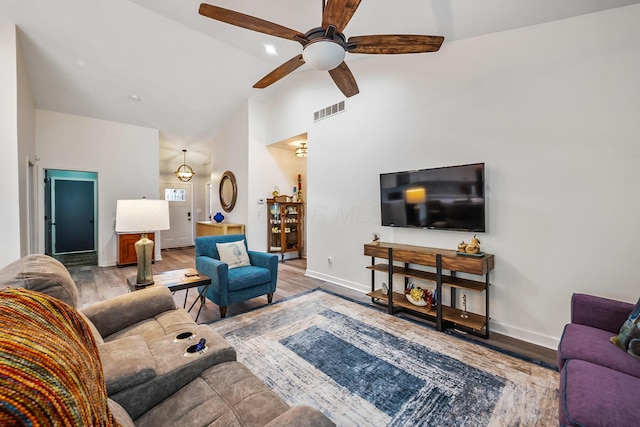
[461,293,469,319]
[174,149,195,182]
[272,186,279,197]
[115,199,170,287]
[404,284,432,309]
[295,142,307,157]
[457,235,483,256]
[381,282,388,295]
[371,232,380,245]
[213,212,224,223]
[296,174,303,202]
[466,235,481,254]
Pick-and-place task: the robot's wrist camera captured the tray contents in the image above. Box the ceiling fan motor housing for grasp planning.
[302,27,348,70]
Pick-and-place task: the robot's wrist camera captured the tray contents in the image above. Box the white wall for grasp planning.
[259,5,640,348]
[210,104,250,238]
[0,23,22,267]
[35,110,160,266]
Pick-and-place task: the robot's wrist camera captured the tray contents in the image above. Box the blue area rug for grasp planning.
[209,289,558,426]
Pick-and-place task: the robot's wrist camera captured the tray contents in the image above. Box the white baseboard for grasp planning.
[305,270,369,294]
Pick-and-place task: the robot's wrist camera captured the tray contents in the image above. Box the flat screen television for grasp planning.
[380,163,485,232]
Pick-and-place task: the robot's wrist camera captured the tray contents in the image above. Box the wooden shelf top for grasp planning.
[364,242,494,275]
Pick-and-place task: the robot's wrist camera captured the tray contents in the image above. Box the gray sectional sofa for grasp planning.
[0,254,334,426]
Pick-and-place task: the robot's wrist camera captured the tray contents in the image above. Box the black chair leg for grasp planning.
[267,293,274,303]
[219,306,227,318]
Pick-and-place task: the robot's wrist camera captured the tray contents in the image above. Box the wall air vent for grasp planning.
[313,101,345,122]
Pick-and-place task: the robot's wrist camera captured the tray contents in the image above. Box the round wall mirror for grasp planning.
[219,171,237,212]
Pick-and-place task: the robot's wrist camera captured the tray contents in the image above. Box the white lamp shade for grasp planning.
[115,199,170,233]
[303,40,345,71]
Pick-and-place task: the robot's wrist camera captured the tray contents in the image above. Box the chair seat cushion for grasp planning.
[560,359,640,427]
[558,323,640,378]
[227,266,272,291]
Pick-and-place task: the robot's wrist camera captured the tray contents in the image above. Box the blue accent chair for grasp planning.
[195,234,278,318]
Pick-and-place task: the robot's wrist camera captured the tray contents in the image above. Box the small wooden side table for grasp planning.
[127,268,211,321]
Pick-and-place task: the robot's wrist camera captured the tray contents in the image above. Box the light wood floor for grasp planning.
[69,246,557,367]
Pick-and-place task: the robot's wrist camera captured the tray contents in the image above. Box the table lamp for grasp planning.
[115,199,170,287]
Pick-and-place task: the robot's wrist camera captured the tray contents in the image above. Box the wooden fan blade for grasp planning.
[322,0,362,33]
[253,55,305,89]
[348,35,445,54]
[328,62,359,98]
[199,3,305,41]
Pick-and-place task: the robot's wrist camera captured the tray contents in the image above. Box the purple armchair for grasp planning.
[557,293,640,427]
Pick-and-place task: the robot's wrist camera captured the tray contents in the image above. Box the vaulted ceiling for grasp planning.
[2,0,639,169]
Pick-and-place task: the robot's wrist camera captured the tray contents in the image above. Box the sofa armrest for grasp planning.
[81,286,177,338]
[571,293,634,334]
[265,406,335,427]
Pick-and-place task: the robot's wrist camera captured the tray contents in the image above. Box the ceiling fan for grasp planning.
[198,0,444,97]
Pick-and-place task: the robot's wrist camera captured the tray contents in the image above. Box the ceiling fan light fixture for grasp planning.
[303,40,345,71]
[295,143,308,157]
[175,149,195,182]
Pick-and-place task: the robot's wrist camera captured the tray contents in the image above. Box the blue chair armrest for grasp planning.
[248,251,278,270]
[196,256,228,291]
[248,251,278,291]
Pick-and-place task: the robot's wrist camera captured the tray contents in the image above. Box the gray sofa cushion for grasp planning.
[135,361,292,426]
[0,254,78,308]
[98,336,156,395]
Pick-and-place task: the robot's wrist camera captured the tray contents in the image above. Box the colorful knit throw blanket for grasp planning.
[0,288,120,426]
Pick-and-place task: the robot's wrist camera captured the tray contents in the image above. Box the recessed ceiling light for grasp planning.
[129,95,141,102]
[76,59,86,67]
[264,44,277,55]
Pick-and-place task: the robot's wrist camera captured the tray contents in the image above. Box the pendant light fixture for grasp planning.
[175,149,195,182]
[295,142,308,157]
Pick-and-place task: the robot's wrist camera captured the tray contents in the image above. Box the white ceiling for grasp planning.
[2,0,639,169]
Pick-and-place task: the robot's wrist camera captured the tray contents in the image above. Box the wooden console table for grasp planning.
[196,221,245,237]
[364,242,494,338]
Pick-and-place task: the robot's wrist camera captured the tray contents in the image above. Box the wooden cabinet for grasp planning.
[364,242,493,338]
[117,233,155,266]
[196,221,245,237]
[267,199,303,261]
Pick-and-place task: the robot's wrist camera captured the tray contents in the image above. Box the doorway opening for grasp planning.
[45,169,98,267]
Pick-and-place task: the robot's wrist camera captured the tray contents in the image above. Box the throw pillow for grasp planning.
[216,240,251,269]
[611,297,640,357]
